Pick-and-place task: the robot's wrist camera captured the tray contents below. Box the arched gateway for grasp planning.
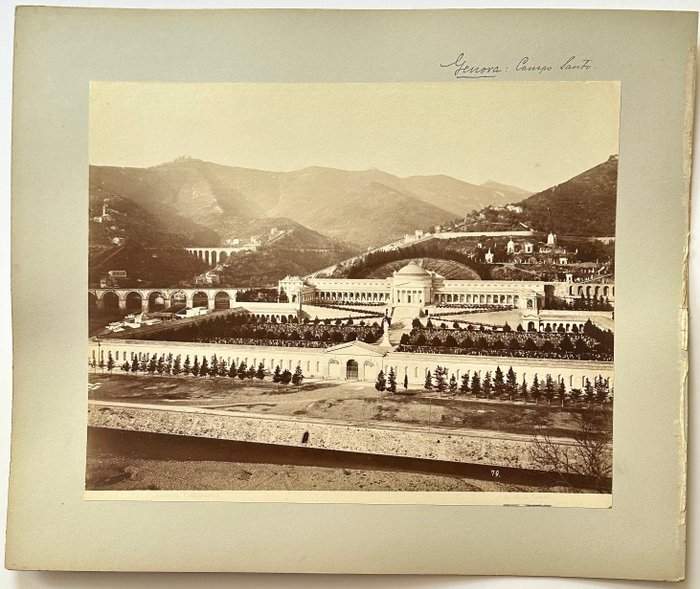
[346,359,359,380]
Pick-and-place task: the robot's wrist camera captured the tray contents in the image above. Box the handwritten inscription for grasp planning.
[439,54,504,79]
[441,54,593,79]
[516,57,552,75]
[560,56,593,71]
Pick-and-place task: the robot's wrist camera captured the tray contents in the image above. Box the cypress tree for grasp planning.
[434,366,448,393]
[292,365,304,386]
[506,367,518,400]
[483,371,492,399]
[544,374,555,405]
[470,372,481,396]
[460,372,470,394]
[570,387,582,405]
[520,379,529,401]
[281,369,292,385]
[595,377,609,404]
[199,356,209,377]
[375,370,386,392]
[558,380,567,406]
[387,367,397,393]
[424,370,433,391]
[531,374,541,404]
[494,366,505,397]
[584,378,595,406]
[449,374,458,394]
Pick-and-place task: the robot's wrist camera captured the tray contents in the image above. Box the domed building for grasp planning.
[391,263,433,307]
[278,261,544,313]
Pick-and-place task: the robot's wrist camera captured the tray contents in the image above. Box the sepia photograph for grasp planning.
[86,81,619,497]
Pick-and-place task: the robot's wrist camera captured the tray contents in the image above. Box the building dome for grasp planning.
[395,263,431,277]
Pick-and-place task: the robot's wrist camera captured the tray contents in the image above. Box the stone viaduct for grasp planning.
[185,246,257,267]
[88,287,243,312]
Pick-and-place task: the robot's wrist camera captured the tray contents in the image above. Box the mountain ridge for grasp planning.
[89,156,614,287]
[91,158,532,249]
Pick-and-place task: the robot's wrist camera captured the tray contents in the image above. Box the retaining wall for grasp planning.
[87,401,609,473]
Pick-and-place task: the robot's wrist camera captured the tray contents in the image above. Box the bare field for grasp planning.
[85,428,582,492]
[88,373,609,439]
[86,455,508,492]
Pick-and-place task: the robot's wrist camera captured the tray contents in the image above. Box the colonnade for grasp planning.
[314,291,391,303]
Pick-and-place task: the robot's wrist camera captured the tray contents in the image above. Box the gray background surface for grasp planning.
[0,2,697,587]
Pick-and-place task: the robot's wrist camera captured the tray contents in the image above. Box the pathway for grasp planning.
[388,306,420,345]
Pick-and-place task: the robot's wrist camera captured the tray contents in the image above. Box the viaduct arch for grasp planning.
[185,246,258,267]
[89,288,243,312]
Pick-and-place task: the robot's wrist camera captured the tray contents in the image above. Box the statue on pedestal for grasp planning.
[380,310,392,347]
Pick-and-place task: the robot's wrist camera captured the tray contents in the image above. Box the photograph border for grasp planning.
[84,79,619,506]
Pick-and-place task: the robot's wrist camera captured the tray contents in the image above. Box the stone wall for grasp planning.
[88,401,610,473]
[90,338,614,388]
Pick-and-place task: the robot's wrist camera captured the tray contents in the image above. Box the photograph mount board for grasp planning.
[6,7,695,580]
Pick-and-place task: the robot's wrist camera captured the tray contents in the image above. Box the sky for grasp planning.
[90,81,620,193]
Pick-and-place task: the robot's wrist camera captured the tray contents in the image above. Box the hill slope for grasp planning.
[216,218,354,286]
[401,175,531,216]
[455,156,618,237]
[88,190,211,286]
[519,156,618,236]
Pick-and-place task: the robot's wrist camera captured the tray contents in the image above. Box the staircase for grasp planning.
[388,306,421,345]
